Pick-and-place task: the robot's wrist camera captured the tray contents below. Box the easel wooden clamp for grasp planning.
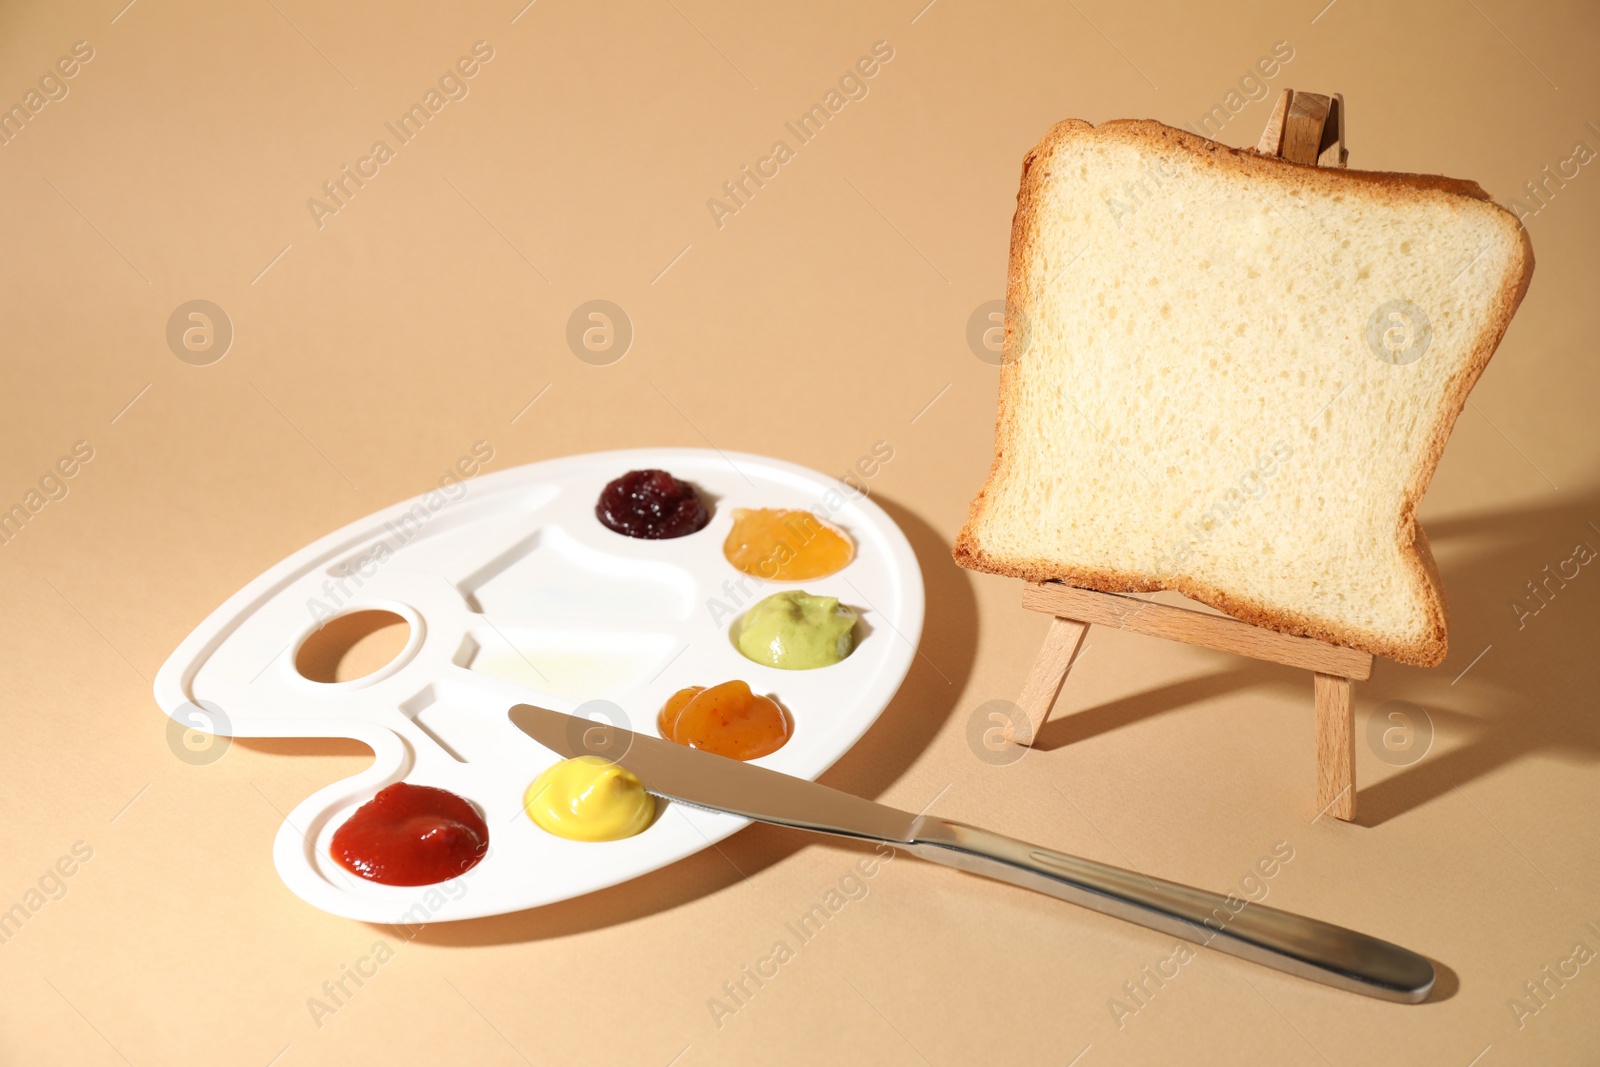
[1256,88,1347,166]
[1011,90,1370,823]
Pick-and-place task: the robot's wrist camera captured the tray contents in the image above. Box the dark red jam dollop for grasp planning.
[330,783,488,886]
[595,469,710,539]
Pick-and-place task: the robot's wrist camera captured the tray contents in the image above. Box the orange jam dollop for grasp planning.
[657,680,792,760]
[723,508,854,581]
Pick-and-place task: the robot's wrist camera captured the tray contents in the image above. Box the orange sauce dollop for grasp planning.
[657,680,792,760]
[723,508,853,581]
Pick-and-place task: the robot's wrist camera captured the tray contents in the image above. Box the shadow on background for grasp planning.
[396,492,978,947]
[1424,958,1460,1004]
[1351,484,1600,826]
[237,737,376,759]
[1031,661,1299,751]
[1018,484,1600,830]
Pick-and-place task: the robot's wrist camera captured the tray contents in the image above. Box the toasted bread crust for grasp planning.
[953,118,1535,668]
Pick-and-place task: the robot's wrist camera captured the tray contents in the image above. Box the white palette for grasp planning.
[153,449,924,923]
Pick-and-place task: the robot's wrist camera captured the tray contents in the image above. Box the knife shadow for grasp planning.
[1423,958,1459,1004]
[395,493,980,947]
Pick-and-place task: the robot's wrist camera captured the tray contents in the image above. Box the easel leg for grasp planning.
[1011,617,1089,745]
[1313,673,1356,821]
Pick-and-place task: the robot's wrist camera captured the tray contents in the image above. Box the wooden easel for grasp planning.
[1010,91,1371,822]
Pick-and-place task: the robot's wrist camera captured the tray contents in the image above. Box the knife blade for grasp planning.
[508,703,1435,1003]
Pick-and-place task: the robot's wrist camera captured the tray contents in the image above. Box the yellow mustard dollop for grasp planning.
[524,755,656,842]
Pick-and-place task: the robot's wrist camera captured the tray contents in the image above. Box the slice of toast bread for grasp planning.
[954,119,1534,667]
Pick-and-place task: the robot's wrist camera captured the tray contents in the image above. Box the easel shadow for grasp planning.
[1031,662,1300,751]
[1027,484,1600,829]
[1351,484,1600,826]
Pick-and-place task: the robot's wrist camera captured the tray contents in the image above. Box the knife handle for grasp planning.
[904,818,1434,1003]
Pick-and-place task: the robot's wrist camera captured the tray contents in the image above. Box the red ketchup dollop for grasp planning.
[330,783,488,886]
[596,469,710,539]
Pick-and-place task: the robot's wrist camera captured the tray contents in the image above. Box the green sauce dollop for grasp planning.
[736,591,857,670]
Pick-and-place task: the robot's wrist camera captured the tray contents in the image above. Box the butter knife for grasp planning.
[508,703,1434,1003]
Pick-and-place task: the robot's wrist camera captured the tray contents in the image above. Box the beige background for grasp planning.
[2,0,1597,1063]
